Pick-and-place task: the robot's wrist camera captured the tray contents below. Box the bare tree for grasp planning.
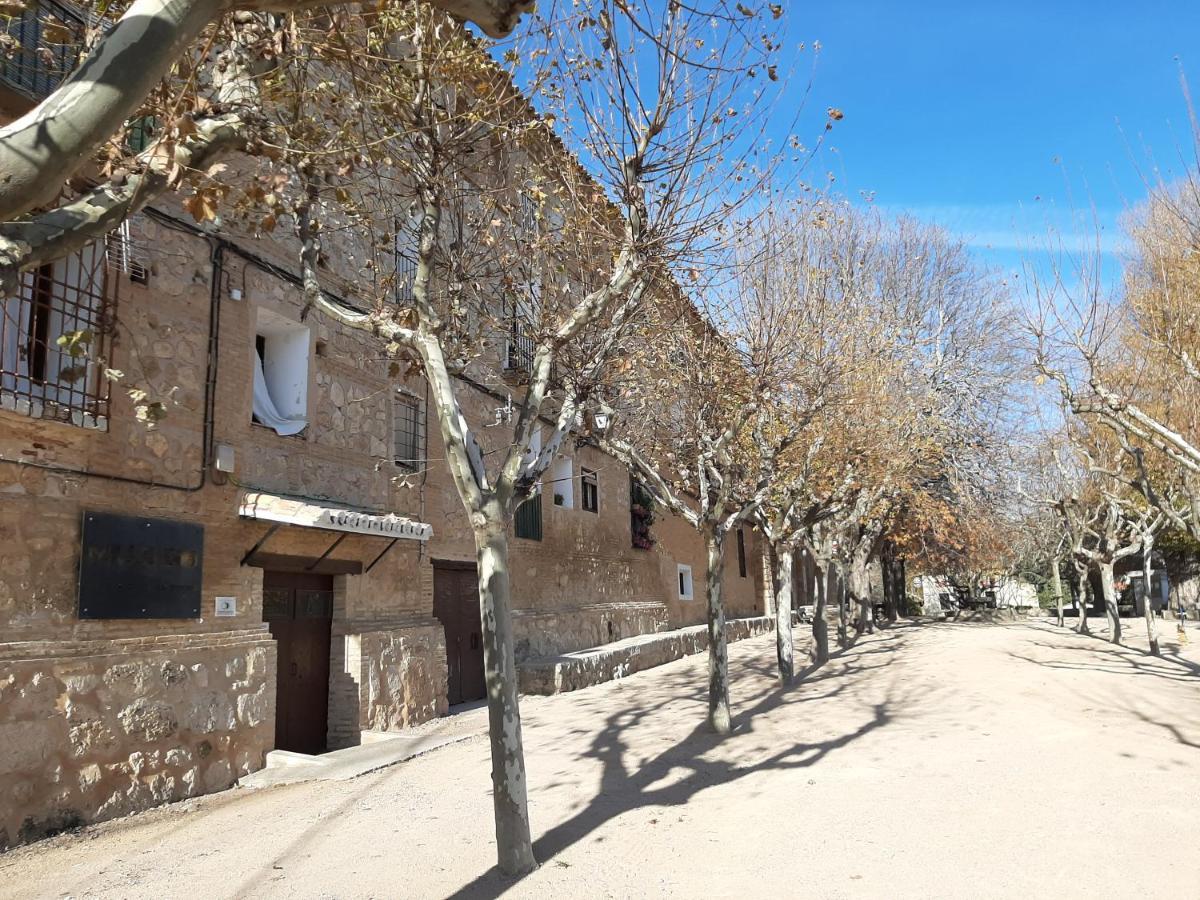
[0,0,533,259]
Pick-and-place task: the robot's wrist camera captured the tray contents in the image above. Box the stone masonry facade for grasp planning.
[0,55,768,851]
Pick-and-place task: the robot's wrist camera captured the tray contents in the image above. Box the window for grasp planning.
[550,457,573,508]
[394,391,423,469]
[515,493,543,541]
[737,528,748,578]
[581,468,598,513]
[677,564,694,600]
[0,0,86,100]
[1,239,112,428]
[251,307,309,436]
[394,214,418,303]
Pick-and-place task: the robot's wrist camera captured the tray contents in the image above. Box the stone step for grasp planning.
[518,616,774,696]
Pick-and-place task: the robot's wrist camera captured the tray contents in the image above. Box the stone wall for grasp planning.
[511,601,669,660]
[519,615,774,695]
[0,159,771,849]
[358,624,449,732]
[0,630,274,849]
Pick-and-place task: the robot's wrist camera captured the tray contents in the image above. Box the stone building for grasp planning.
[0,9,766,847]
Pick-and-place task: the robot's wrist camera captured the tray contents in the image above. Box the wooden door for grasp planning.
[263,570,333,754]
[433,561,486,706]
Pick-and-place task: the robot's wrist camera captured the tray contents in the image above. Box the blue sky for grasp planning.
[785,1,1200,289]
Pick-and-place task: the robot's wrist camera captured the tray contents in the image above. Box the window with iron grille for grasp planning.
[581,468,599,513]
[515,492,542,541]
[1,240,113,428]
[394,216,417,304]
[0,0,87,100]
[393,391,422,469]
[737,528,748,578]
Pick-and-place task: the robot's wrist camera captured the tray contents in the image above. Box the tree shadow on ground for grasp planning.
[1022,620,1200,676]
[446,628,916,899]
[1004,632,1200,684]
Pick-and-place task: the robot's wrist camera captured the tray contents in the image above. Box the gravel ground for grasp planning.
[2,618,1198,900]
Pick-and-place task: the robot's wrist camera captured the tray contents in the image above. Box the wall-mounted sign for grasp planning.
[215,596,237,617]
[78,511,204,619]
[238,491,433,541]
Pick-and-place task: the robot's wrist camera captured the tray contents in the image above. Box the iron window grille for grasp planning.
[1,239,114,428]
[581,467,599,513]
[503,319,535,373]
[394,390,422,469]
[737,528,748,578]
[0,0,87,100]
[514,492,542,541]
[394,216,417,304]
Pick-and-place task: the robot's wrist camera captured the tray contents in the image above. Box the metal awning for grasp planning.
[238,491,432,541]
[238,491,432,574]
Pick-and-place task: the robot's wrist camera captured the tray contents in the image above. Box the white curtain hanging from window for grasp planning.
[252,351,307,435]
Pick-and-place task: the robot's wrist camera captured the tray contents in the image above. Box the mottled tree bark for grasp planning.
[1076,563,1091,634]
[849,553,873,636]
[836,566,850,649]
[811,557,830,665]
[474,524,536,875]
[1099,560,1121,644]
[773,543,795,684]
[1050,554,1065,628]
[1142,531,1160,656]
[704,529,732,735]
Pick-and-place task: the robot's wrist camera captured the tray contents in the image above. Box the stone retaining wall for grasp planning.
[518,615,773,695]
[0,629,275,849]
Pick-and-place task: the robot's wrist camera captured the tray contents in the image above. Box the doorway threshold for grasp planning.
[241,725,484,790]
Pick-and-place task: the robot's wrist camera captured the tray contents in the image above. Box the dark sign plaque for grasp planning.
[78,511,204,619]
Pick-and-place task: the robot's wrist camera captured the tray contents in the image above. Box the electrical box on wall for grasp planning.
[215,444,236,473]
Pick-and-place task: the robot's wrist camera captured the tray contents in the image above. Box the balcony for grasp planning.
[1,0,87,101]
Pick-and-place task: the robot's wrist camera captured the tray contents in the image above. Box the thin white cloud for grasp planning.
[872,201,1132,257]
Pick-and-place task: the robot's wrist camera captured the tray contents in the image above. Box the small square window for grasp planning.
[677,564,693,600]
[581,468,598,513]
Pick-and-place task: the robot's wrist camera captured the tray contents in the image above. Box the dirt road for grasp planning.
[3,620,1198,899]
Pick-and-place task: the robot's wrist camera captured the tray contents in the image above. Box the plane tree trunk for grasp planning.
[836,565,850,649]
[704,528,732,734]
[849,551,874,636]
[1099,560,1121,644]
[474,522,536,874]
[812,555,831,665]
[1050,555,1065,628]
[1076,562,1091,634]
[773,543,795,684]
[1142,532,1160,656]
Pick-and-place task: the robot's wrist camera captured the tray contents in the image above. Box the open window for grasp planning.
[252,307,309,436]
[581,468,598,513]
[677,564,694,601]
[550,456,574,508]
